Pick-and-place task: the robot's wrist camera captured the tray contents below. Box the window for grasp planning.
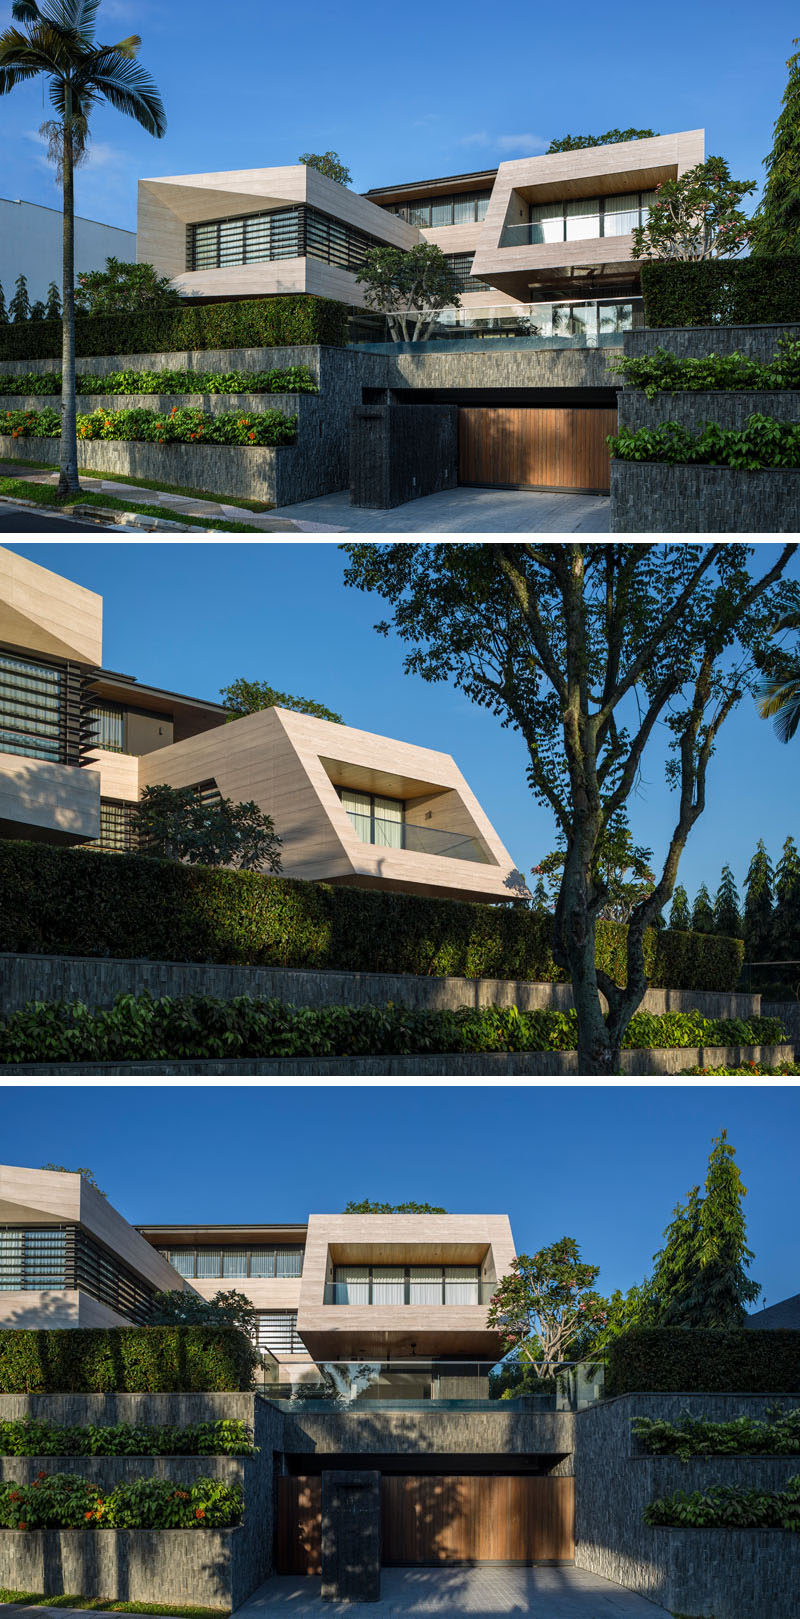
[162,1246,304,1278]
[0,1226,156,1322]
[256,1311,304,1354]
[187,207,387,274]
[386,191,491,227]
[0,651,63,761]
[528,190,655,244]
[0,1227,66,1290]
[86,799,135,855]
[332,1264,482,1305]
[443,253,491,294]
[88,703,124,752]
[340,789,404,849]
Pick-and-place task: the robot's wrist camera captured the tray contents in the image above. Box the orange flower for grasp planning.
[248,431,256,440]
[195,1508,205,1519]
[17,1522,27,1531]
[85,1511,94,1520]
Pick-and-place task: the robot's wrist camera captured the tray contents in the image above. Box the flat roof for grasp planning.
[90,666,230,720]
[138,1223,309,1245]
[363,168,498,203]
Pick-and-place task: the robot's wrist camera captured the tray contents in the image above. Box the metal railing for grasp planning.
[255,1357,605,1411]
[351,813,490,864]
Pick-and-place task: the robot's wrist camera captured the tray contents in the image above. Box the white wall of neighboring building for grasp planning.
[0,197,136,305]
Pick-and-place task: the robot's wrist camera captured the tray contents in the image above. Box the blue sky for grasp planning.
[7,540,800,907]
[0,0,797,231]
[1,1083,796,1310]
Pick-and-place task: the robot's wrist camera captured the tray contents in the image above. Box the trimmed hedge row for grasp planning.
[606,1329,800,1396]
[0,1328,256,1394]
[0,1419,254,1456]
[0,296,349,362]
[0,840,745,990]
[0,366,317,397]
[641,257,800,327]
[0,1475,243,1530]
[0,997,783,1065]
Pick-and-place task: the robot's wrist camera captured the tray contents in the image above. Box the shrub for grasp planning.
[632,1406,800,1460]
[0,840,745,990]
[605,1328,800,1396]
[0,1327,256,1394]
[1,406,297,447]
[0,1475,243,1530]
[0,1419,254,1457]
[610,337,800,398]
[0,367,318,398]
[643,1476,800,1530]
[0,997,783,1065]
[609,415,800,470]
[640,257,800,327]
[0,296,349,362]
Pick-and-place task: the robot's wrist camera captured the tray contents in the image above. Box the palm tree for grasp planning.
[757,610,800,743]
[0,2,165,495]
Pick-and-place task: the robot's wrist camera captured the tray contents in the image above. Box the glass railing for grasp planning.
[323,1280,496,1306]
[353,815,490,864]
[255,1358,605,1411]
[349,298,643,353]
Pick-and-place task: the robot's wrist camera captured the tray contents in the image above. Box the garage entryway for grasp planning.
[275,1474,573,1573]
[458,406,618,493]
[234,1566,662,1616]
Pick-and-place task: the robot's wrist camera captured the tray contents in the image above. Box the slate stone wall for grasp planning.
[611,461,800,532]
[320,1471,381,1601]
[281,1407,576,1468]
[623,323,800,363]
[618,388,800,433]
[350,403,458,507]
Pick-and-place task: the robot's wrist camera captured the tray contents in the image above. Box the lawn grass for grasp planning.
[0,1595,228,1618]
[0,478,273,534]
[0,459,273,511]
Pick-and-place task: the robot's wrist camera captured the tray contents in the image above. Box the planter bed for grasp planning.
[618,388,800,434]
[0,1527,250,1609]
[0,392,309,417]
[0,435,282,504]
[611,460,800,532]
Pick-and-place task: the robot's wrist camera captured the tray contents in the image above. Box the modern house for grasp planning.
[0,197,135,306]
[141,130,704,343]
[0,546,522,902]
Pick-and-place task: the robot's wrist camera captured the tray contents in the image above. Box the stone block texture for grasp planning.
[611,461,800,532]
[350,403,457,509]
[0,1527,243,1607]
[623,322,800,363]
[320,1470,381,1602]
[618,389,800,434]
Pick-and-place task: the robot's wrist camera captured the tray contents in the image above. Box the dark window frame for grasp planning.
[160,1245,305,1279]
[332,1263,481,1306]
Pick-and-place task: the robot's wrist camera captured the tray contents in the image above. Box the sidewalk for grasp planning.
[0,463,322,532]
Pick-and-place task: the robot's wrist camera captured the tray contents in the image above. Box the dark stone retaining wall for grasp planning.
[618,388,800,433]
[0,1527,244,1607]
[281,1408,575,1470]
[350,402,457,507]
[573,1392,800,1618]
[624,322,800,363]
[611,460,800,532]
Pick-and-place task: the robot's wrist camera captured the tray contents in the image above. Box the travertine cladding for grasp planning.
[611,461,800,533]
[618,389,800,433]
[0,545,102,666]
[624,322,800,363]
[281,1408,575,1468]
[573,1393,800,1616]
[0,955,766,1020]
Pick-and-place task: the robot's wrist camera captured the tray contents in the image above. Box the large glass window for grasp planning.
[187,206,386,274]
[340,789,404,849]
[332,1264,482,1305]
[334,1266,370,1304]
[0,1228,66,1290]
[88,703,124,752]
[565,198,601,240]
[387,191,491,227]
[443,253,491,294]
[527,191,653,244]
[372,1266,405,1305]
[0,652,63,761]
[256,1311,304,1354]
[162,1246,304,1278]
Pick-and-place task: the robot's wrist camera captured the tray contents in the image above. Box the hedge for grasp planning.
[0,1419,254,1456]
[0,998,783,1065]
[0,296,349,362]
[0,1475,243,1530]
[0,366,317,398]
[1,406,297,447]
[640,257,800,328]
[632,1407,800,1459]
[0,840,745,991]
[605,1329,800,1396]
[0,1328,256,1394]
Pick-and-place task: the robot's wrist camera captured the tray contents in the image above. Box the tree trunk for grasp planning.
[558,843,619,1075]
[58,87,80,497]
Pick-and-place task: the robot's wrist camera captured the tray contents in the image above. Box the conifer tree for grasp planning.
[651,1186,703,1325]
[713,865,742,937]
[29,299,46,322]
[753,38,800,255]
[696,1129,761,1326]
[9,273,30,322]
[45,281,61,320]
[743,839,774,957]
[0,281,7,324]
[669,884,690,930]
[772,835,800,960]
[691,882,715,933]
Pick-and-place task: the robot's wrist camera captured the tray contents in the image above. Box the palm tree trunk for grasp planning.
[59,83,80,496]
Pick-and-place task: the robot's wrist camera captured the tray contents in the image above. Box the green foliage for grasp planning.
[0,1418,254,1457]
[609,336,800,398]
[752,39,800,257]
[756,610,800,748]
[546,129,658,153]
[0,1474,243,1530]
[691,884,714,933]
[650,1130,761,1329]
[669,886,691,931]
[44,282,61,321]
[609,414,800,470]
[149,1289,258,1342]
[9,275,31,324]
[0,1596,225,1617]
[0,1327,256,1394]
[713,867,741,938]
[743,838,774,958]
[343,1200,447,1213]
[605,1328,800,1396]
[0,405,297,446]
[133,784,282,872]
[640,256,800,326]
[0,296,349,361]
[0,282,7,324]
[487,1239,607,1365]
[0,838,746,988]
[633,1406,800,1461]
[773,835,800,958]
[631,158,756,263]
[298,150,352,186]
[0,366,318,397]
[38,1165,105,1197]
[0,996,783,1066]
[75,258,180,316]
[533,810,655,924]
[219,677,343,725]
[355,243,461,342]
[29,301,46,322]
[644,1476,800,1530]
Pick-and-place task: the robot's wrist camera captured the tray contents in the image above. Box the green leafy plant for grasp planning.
[38,1165,106,1197]
[0,366,317,398]
[488,1239,608,1368]
[74,258,180,315]
[0,1418,254,1457]
[149,1290,258,1340]
[609,337,800,398]
[631,158,756,262]
[609,414,800,470]
[0,405,297,447]
[220,677,342,725]
[752,38,800,256]
[605,1328,800,1397]
[298,150,351,186]
[0,1474,243,1530]
[633,1406,800,1462]
[0,995,782,1067]
[0,839,747,990]
[0,1327,256,1395]
[342,1200,447,1213]
[0,296,348,362]
[547,129,658,152]
[644,1475,800,1530]
[355,243,461,342]
[133,784,282,872]
[639,257,800,327]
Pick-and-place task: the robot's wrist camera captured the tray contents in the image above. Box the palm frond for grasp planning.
[111,34,142,58]
[0,60,46,91]
[36,0,101,42]
[81,46,166,136]
[10,1,43,22]
[0,20,74,71]
[757,672,800,743]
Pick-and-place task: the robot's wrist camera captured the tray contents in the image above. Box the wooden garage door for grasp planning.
[382,1476,574,1565]
[276,1476,321,1574]
[458,406,617,493]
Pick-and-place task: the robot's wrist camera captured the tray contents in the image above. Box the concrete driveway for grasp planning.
[232,1567,665,1616]
[269,487,610,533]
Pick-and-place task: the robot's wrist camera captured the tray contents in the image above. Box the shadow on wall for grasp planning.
[0,759,99,845]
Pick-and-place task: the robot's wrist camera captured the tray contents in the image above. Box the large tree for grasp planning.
[298,150,351,186]
[134,783,282,872]
[0,0,165,495]
[743,838,774,959]
[75,255,179,315]
[649,1132,761,1328]
[534,810,656,925]
[342,544,798,1074]
[772,835,800,962]
[487,1239,608,1373]
[668,884,691,931]
[220,677,343,726]
[355,243,461,343]
[752,38,800,256]
[631,158,756,261]
[712,865,741,938]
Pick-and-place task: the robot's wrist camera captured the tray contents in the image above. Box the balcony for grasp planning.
[324,1276,495,1306]
[256,1358,605,1411]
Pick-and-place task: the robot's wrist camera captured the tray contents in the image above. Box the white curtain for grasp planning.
[445,1266,480,1305]
[373,795,403,849]
[372,1266,405,1305]
[334,1266,370,1304]
[196,1251,221,1278]
[409,1266,442,1305]
[604,194,641,236]
[565,197,601,240]
[340,789,372,843]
